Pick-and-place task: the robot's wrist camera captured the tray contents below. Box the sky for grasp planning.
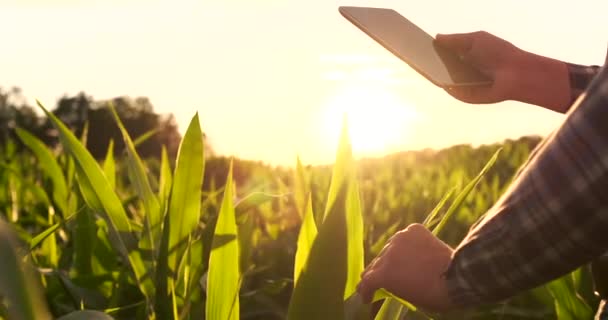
[0,0,606,165]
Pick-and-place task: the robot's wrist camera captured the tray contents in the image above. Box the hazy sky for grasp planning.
[1,0,606,165]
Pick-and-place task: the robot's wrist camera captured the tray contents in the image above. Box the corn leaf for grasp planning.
[287,185,348,320]
[133,129,158,148]
[103,140,116,190]
[72,206,97,276]
[154,146,173,318]
[372,289,417,311]
[37,101,152,300]
[110,104,161,258]
[433,148,501,236]
[15,128,68,215]
[158,146,172,214]
[57,310,115,320]
[206,162,240,320]
[42,206,59,267]
[156,114,204,319]
[294,194,317,284]
[422,187,456,227]
[30,221,61,250]
[546,274,593,320]
[345,175,364,299]
[0,219,52,320]
[166,113,204,276]
[235,192,285,212]
[374,298,404,320]
[323,119,364,299]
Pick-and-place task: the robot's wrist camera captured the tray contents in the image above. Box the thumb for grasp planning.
[435,33,474,56]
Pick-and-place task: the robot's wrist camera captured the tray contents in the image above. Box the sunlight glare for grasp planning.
[322,84,417,156]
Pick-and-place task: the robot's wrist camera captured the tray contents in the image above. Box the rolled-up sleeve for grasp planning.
[445,65,608,307]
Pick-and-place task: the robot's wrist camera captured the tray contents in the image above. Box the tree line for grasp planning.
[0,87,188,159]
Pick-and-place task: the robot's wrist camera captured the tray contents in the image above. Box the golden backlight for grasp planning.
[322,84,417,156]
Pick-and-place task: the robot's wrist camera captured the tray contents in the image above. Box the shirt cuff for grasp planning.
[444,256,484,308]
[567,63,601,103]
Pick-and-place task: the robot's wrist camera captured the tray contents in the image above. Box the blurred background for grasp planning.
[1,0,605,165]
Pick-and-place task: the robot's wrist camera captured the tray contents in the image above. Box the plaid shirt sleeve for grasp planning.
[567,63,602,104]
[444,64,608,308]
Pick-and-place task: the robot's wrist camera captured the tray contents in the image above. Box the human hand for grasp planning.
[435,31,522,104]
[436,31,570,112]
[357,224,454,313]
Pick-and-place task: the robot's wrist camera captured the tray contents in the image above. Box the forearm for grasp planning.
[510,51,571,113]
[510,50,601,113]
[445,65,608,308]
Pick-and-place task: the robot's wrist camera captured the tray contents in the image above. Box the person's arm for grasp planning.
[358,65,608,312]
[446,64,608,307]
[436,32,601,114]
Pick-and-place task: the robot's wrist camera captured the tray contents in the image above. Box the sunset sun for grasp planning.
[322,84,418,156]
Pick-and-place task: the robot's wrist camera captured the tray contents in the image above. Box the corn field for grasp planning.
[0,102,599,319]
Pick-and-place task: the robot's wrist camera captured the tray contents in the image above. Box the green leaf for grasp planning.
[166,113,205,276]
[546,273,593,320]
[133,129,158,148]
[323,118,364,299]
[42,206,59,267]
[29,221,61,250]
[155,203,172,319]
[294,194,317,284]
[433,148,501,236]
[103,140,116,190]
[184,238,204,304]
[374,298,404,320]
[206,162,240,320]
[235,191,286,213]
[36,101,152,300]
[158,146,172,214]
[29,207,79,252]
[422,187,456,227]
[156,115,204,319]
[345,175,364,299]
[56,271,108,309]
[372,289,417,311]
[110,103,161,258]
[0,219,52,320]
[72,207,97,276]
[287,185,348,320]
[15,128,68,215]
[57,310,115,320]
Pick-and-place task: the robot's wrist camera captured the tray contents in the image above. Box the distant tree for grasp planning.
[90,96,182,159]
[50,92,91,139]
[0,87,42,144]
[44,92,183,159]
[1,87,210,161]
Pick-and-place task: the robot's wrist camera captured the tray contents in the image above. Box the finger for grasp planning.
[376,241,394,258]
[435,33,474,55]
[358,269,384,303]
[361,255,386,279]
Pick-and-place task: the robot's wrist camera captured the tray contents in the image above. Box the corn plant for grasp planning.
[0,105,598,320]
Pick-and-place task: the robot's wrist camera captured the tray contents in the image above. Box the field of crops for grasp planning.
[0,104,599,319]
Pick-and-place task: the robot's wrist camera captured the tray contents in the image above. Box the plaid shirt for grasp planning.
[445,58,608,307]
